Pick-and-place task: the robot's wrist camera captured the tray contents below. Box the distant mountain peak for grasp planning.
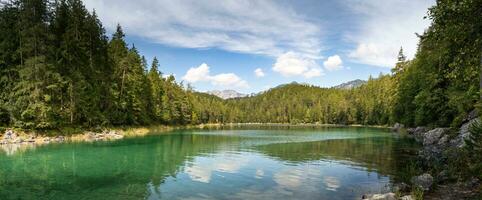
[333,79,367,89]
[206,90,247,99]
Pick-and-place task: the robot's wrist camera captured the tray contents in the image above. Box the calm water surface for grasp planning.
[0,127,419,200]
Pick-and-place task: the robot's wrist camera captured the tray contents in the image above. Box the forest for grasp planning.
[0,0,480,130]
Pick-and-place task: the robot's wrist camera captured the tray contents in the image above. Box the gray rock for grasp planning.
[413,127,430,142]
[13,138,23,143]
[26,136,36,143]
[400,195,413,200]
[411,173,433,191]
[408,126,428,135]
[451,118,480,148]
[54,136,65,142]
[437,170,450,182]
[422,128,449,146]
[391,123,404,132]
[465,109,478,122]
[361,193,396,200]
[392,182,409,192]
[437,134,449,146]
[3,129,17,140]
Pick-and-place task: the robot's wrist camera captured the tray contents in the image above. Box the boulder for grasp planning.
[437,170,450,182]
[413,127,430,142]
[464,109,478,122]
[392,182,409,193]
[3,129,17,140]
[407,126,428,136]
[26,136,36,143]
[12,138,23,143]
[361,193,396,200]
[400,195,413,200]
[406,128,416,134]
[422,128,449,146]
[451,118,480,148]
[391,123,404,132]
[54,136,65,142]
[411,173,433,191]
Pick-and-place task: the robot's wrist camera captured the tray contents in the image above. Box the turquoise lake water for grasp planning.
[0,127,419,200]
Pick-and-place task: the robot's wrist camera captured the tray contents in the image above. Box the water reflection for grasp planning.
[0,128,418,200]
[323,176,341,191]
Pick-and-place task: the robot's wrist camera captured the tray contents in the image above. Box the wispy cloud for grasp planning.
[344,0,434,68]
[84,0,322,60]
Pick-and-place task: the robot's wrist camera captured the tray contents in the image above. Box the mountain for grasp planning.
[332,79,367,89]
[206,90,248,99]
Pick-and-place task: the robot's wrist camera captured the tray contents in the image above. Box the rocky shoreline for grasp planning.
[363,111,481,200]
[0,128,128,155]
[0,129,124,145]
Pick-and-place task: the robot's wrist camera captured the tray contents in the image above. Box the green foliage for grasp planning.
[0,106,10,126]
[0,0,197,129]
[394,0,481,127]
[0,0,479,131]
[213,78,395,125]
[464,119,482,179]
[411,186,424,200]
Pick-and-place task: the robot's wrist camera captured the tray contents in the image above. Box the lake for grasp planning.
[0,127,419,200]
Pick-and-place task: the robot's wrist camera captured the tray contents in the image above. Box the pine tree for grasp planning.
[148,57,165,121]
[10,0,64,129]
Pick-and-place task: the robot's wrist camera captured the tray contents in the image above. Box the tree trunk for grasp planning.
[480,55,482,100]
[70,82,74,124]
[120,66,126,100]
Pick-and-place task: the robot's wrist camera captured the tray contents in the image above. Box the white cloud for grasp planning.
[254,68,265,77]
[272,52,323,78]
[303,68,323,78]
[345,0,434,67]
[182,63,210,82]
[323,55,343,71]
[210,73,249,88]
[83,0,322,59]
[182,63,248,89]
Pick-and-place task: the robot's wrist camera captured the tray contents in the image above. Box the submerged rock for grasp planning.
[411,173,433,191]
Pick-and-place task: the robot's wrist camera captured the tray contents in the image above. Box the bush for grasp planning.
[465,118,482,179]
[0,107,10,126]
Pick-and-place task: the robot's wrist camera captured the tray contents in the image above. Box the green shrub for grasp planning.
[0,107,10,126]
[465,118,482,179]
[411,186,424,200]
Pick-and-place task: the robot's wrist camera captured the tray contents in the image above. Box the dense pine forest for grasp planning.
[0,0,481,130]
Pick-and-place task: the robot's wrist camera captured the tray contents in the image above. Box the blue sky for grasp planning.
[84,0,435,93]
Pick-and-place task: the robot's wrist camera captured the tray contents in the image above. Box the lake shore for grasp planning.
[0,123,392,147]
[197,122,391,129]
[0,125,177,146]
